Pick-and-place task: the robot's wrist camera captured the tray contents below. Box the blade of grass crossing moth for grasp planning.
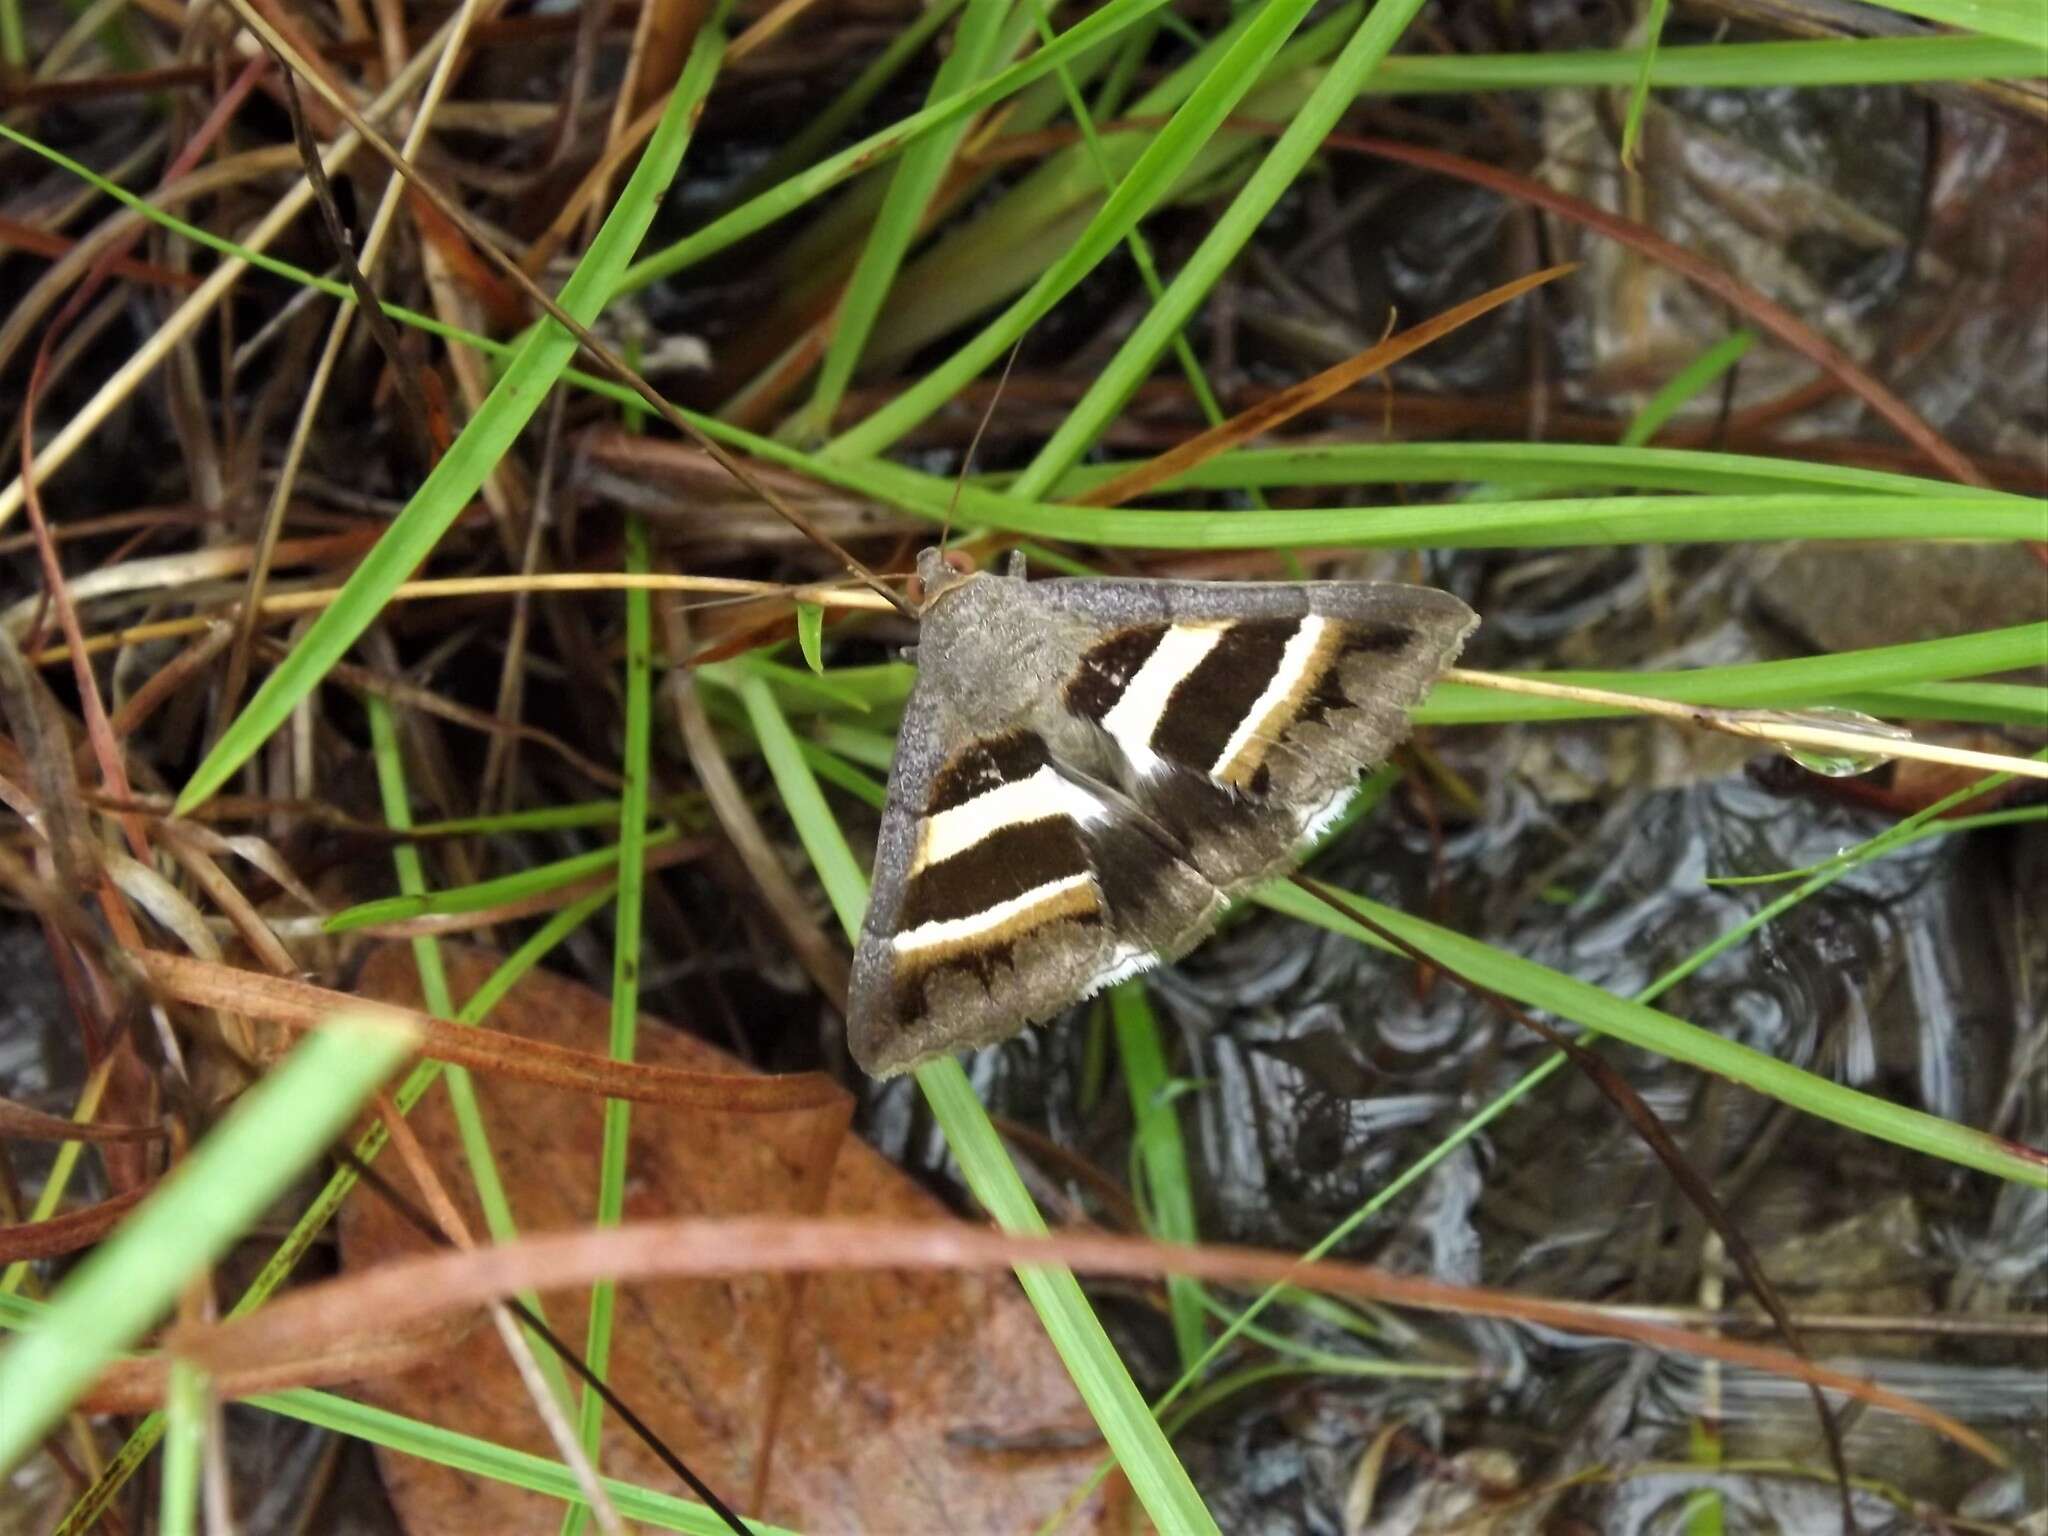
[822,0,1344,462]
[1044,766,2044,1527]
[368,698,578,1412]
[1111,984,1208,1372]
[170,14,728,816]
[567,515,658,1532]
[795,602,825,675]
[46,887,619,1536]
[1007,0,1433,498]
[1622,331,1755,447]
[0,1014,418,1467]
[724,671,1221,1535]
[1620,0,1672,169]
[795,0,1020,438]
[1257,883,2048,1188]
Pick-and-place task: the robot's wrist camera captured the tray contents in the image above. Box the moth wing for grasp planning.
[849,675,1176,1077]
[1035,578,1476,892]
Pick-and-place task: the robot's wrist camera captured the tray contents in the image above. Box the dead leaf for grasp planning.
[339,944,1131,1535]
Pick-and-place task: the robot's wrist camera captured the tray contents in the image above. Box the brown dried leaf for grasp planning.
[338,944,1132,1534]
[0,1186,148,1261]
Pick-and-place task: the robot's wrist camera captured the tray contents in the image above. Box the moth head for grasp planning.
[912,546,1030,614]
[911,546,983,614]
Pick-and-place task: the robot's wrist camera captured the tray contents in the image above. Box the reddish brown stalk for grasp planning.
[137,951,850,1115]
[149,1213,2002,1466]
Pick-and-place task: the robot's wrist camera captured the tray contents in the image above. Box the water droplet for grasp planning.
[1758,705,1915,778]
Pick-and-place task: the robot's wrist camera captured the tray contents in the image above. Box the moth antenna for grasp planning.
[938,334,1027,556]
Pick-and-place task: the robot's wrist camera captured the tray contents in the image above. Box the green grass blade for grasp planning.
[0,1014,417,1467]
[366,697,575,1410]
[1622,331,1755,446]
[1364,34,2045,92]
[1856,0,2047,47]
[822,470,2045,548]
[323,826,679,932]
[1620,0,1673,167]
[1256,882,2047,1188]
[1040,440,2011,499]
[158,1358,204,1536]
[171,18,727,815]
[1008,0,1432,496]
[1112,984,1208,1371]
[567,515,657,1512]
[795,603,825,674]
[735,0,970,202]
[1412,623,2048,722]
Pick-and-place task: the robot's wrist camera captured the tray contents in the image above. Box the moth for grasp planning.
[847,548,1478,1078]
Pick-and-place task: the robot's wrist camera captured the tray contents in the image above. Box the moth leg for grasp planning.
[1003,548,1029,580]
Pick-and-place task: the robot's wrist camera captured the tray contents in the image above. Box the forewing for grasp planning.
[1043,579,1476,891]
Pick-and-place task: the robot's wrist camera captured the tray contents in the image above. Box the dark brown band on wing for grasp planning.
[890,908,1106,1022]
[1064,625,1168,721]
[1148,618,1296,775]
[926,729,1050,814]
[898,817,1092,930]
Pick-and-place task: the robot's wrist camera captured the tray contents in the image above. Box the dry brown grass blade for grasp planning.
[157,1214,2004,1466]
[81,1311,474,1413]
[136,951,848,1114]
[1072,263,1576,508]
[0,1097,159,1143]
[0,216,200,294]
[0,1187,150,1262]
